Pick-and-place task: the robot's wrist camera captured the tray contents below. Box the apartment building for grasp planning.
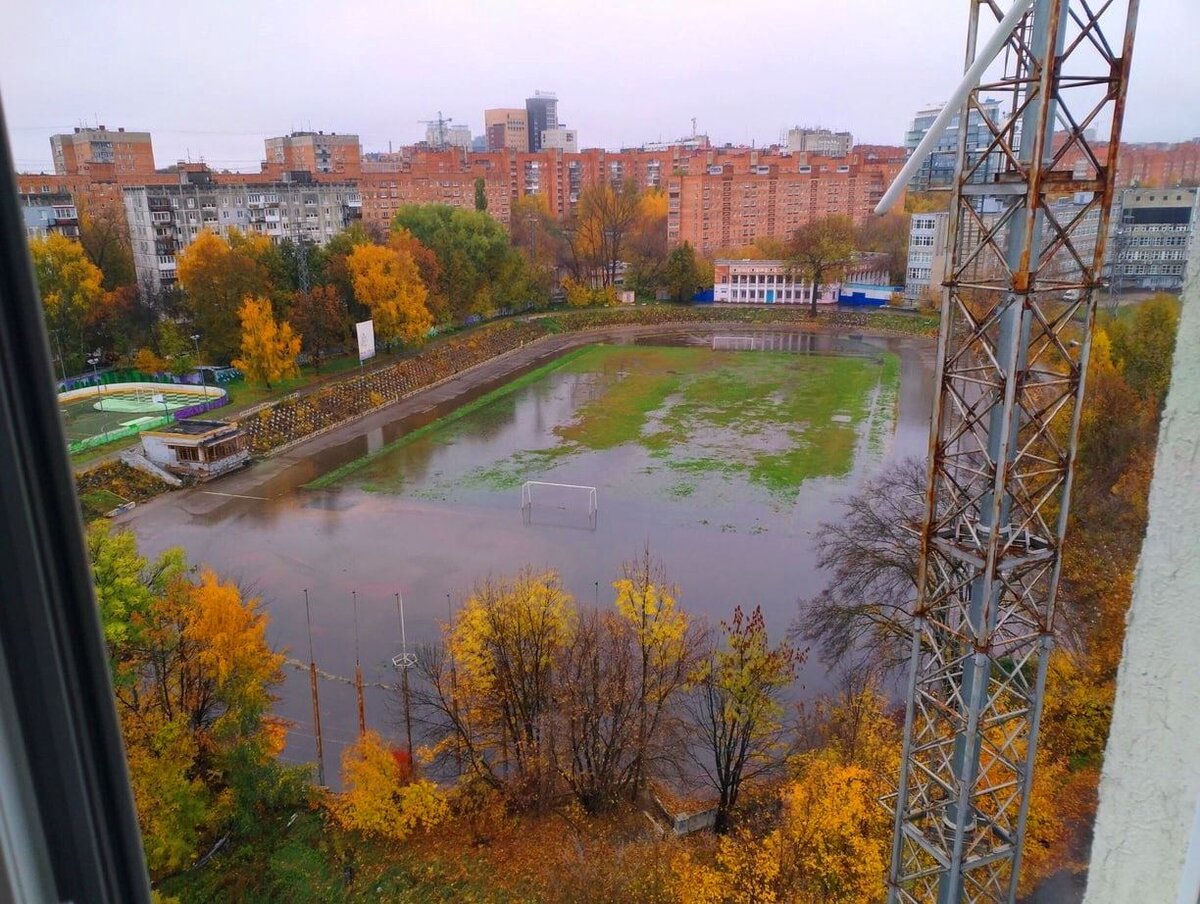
[423,123,472,150]
[264,131,362,178]
[786,127,852,157]
[904,99,1003,191]
[355,146,680,231]
[525,92,559,152]
[904,211,950,299]
[667,150,905,255]
[1057,138,1200,189]
[124,172,360,291]
[50,126,156,177]
[19,193,80,239]
[904,195,1104,301]
[484,109,529,152]
[1109,187,1197,292]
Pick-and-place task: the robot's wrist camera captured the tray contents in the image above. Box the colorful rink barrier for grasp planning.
[61,382,231,454]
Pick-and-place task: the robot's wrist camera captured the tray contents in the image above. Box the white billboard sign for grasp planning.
[356,319,376,362]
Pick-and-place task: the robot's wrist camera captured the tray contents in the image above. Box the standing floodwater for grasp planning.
[120,331,934,773]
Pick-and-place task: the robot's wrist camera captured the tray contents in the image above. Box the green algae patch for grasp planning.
[318,342,900,501]
[304,345,592,490]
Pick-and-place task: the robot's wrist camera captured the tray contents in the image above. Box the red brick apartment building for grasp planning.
[262,131,362,179]
[19,126,907,261]
[666,148,906,255]
[354,144,905,246]
[1055,137,1200,188]
[50,126,156,178]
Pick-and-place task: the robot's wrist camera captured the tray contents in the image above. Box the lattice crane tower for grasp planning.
[875,1,1140,901]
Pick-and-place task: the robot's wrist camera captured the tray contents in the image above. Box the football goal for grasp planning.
[520,481,598,524]
[712,335,761,351]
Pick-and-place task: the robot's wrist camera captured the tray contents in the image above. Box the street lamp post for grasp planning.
[191,334,208,398]
[86,350,102,406]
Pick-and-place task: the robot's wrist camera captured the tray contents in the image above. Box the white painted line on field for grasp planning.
[201,491,270,500]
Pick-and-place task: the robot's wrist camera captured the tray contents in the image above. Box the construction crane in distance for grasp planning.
[418,111,454,150]
[874,1,1139,902]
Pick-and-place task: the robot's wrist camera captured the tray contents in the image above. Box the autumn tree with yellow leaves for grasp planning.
[232,295,300,388]
[347,242,433,347]
[614,549,702,798]
[564,178,644,287]
[416,570,574,811]
[413,557,701,815]
[334,731,448,842]
[673,676,897,904]
[28,232,106,373]
[685,605,801,834]
[87,522,295,878]
[176,229,276,363]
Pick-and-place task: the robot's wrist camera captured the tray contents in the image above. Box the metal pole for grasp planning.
[395,592,414,764]
[352,590,366,736]
[88,351,102,404]
[304,589,326,786]
[190,334,206,398]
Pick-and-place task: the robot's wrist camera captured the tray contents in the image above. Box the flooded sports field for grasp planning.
[119,328,934,770]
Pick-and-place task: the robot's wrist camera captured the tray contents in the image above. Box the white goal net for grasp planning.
[712,335,761,351]
[520,481,598,523]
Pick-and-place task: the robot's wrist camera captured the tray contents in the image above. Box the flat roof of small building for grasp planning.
[145,419,235,437]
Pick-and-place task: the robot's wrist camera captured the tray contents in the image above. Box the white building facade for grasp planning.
[541,127,579,153]
[785,127,852,157]
[124,175,360,291]
[713,257,888,305]
[905,212,950,300]
[1109,187,1197,292]
[140,420,248,480]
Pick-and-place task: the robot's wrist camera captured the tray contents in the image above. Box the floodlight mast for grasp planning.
[881,1,1139,902]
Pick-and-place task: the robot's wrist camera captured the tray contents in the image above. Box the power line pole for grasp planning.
[303,589,326,786]
[352,590,366,736]
[886,1,1139,902]
[392,591,417,764]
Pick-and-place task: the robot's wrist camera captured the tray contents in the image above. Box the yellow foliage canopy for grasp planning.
[232,295,300,388]
[87,523,285,877]
[133,347,168,373]
[347,242,434,346]
[28,232,105,330]
[188,567,283,709]
[176,229,275,361]
[335,730,448,841]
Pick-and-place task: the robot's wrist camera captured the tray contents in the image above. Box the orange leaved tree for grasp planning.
[86,522,290,877]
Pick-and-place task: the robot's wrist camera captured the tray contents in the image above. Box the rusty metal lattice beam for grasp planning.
[888,1,1139,902]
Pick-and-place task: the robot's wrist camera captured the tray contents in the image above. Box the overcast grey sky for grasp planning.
[2,0,1197,173]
